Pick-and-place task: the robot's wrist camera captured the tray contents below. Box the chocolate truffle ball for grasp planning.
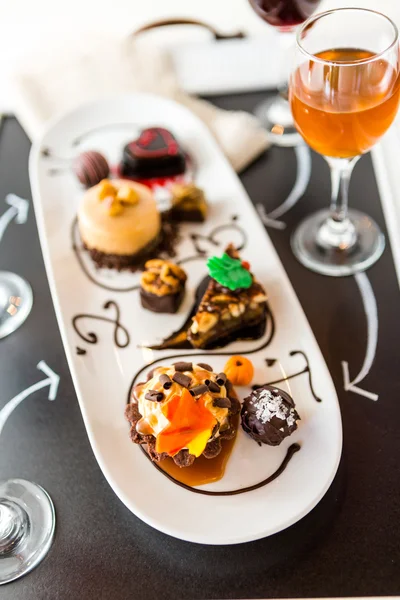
[73,151,110,187]
[241,385,299,446]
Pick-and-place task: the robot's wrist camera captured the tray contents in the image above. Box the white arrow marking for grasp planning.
[0,194,29,243]
[0,361,60,438]
[342,272,379,401]
[257,143,312,229]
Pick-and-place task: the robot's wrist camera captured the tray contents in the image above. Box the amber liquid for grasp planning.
[158,415,239,487]
[290,48,400,158]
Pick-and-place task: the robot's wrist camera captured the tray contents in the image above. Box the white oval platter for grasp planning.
[30,94,342,545]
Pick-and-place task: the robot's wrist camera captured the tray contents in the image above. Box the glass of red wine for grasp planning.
[249,0,322,146]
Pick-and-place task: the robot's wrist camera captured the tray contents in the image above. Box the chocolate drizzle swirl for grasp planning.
[72,213,248,292]
[183,216,247,262]
[140,443,300,496]
[253,350,322,403]
[72,300,130,348]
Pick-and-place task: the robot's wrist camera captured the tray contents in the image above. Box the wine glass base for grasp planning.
[0,479,56,585]
[291,209,385,276]
[254,95,301,147]
[0,272,33,339]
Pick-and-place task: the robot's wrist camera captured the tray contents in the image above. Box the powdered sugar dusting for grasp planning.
[251,388,296,427]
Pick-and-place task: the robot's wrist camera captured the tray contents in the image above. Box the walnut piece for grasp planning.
[141,259,187,296]
[191,312,218,334]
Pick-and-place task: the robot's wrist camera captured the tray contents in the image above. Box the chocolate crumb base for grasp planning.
[140,286,185,314]
[83,217,180,272]
[170,206,206,223]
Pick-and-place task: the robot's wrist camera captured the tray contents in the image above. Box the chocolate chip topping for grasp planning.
[197,363,213,372]
[173,361,193,372]
[159,374,172,389]
[216,372,227,386]
[189,384,209,397]
[145,390,164,402]
[213,397,231,409]
[172,372,192,388]
[208,381,221,393]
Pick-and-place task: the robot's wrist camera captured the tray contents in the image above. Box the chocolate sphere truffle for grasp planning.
[73,151,110,187]
[241,385,299,446]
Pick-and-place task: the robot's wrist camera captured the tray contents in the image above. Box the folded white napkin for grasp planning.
[11,33,269,173]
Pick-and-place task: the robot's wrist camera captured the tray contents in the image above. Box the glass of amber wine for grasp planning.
[289,8,400,276]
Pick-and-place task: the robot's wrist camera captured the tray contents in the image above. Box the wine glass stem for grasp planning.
[0,500,28,555]
[277,31,296,93]
[317,156,360,251]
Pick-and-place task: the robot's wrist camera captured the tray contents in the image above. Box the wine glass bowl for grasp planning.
[248,0,322,146]
[289,8,400,276]
[249,0,321,31]
[291,51,400,159]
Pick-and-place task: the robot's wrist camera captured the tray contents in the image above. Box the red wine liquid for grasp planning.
[249,0,321,29]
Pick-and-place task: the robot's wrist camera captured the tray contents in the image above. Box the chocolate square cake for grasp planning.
[140,259,187,314]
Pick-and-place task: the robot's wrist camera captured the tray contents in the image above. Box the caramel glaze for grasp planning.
[158,414,240,487]
[141,440,300,496]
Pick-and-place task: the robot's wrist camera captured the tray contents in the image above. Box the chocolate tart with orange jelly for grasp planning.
[125,363,240,470]
[77,178,161,271]
[187,245,268,349]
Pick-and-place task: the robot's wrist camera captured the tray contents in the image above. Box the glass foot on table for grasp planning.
[0,479,56,585]
[291,208,385,277]
[254,94,301,147]
[0,272,33,339]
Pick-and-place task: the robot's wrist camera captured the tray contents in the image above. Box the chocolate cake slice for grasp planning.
[187,246,268,349]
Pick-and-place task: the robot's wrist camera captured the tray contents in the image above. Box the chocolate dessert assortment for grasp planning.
[75,126,213,271]
[140,259,187,314]
[71,125,302,488]
[125,362,241,467]
[241,385,300,446]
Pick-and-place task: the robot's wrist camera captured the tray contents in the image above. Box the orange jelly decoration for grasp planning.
[156,389,216,457]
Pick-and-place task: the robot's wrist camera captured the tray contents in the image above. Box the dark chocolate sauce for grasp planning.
[145,276,269,351]
[140,443,300,496]
[72,300,130,349]
[189,218,247,256]
[254,350,322,402]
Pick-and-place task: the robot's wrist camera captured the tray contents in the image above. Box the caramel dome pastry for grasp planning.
[77,179,161,270]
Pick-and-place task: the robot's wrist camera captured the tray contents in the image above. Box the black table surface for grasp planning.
[1,93,400,600]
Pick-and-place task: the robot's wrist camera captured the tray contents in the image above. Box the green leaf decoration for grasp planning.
[207,253,252,291]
